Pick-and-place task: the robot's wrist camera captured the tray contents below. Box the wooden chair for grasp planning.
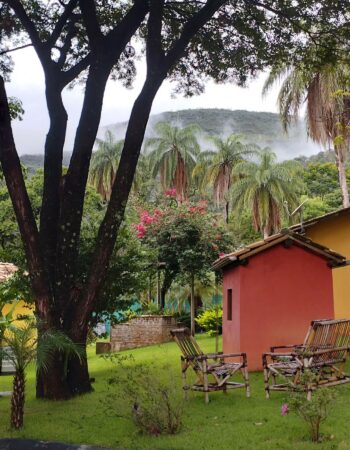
[262,318,350,399]
[171,328,250,403]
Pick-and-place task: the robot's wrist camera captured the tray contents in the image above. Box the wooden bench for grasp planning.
[171,328,250,403]
[262,318,350,399]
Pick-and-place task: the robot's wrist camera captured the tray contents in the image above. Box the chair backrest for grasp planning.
[304,319,350,349]
[303,319,350,365]
[170,328,203,366]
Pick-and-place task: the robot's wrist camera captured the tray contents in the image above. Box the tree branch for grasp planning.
[46,0,79,47]
[4,0,45,56]
[0,75,51,316]
[0,43,32,56]
[78,0,103,48]
[61,54,91,86]
[146,0,165,67]
[164,0,225,71]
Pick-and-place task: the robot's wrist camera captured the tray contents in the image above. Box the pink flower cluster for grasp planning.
[133,209,163,239]
[188,200,207,215]
[281,403,289,416]
[164,188,177,198]
[140,211,155,225]
[133,223,146,239]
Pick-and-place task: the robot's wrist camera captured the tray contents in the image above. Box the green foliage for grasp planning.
[133,196,232,289]
[302,197,333,221]
[285,371,337,443]
[0,170,148,321]
[195,307,222,336]
[141,301,164,316]
[0,318,83,374]
[194,134,258,221]
[0,270,32,304]
[89,130,125,201]
[231,149,304,237]
[102,354,183,436]
[0,317,83,429]
[8,97,24,121]
[146,122,201,202]
[303,163,350,207]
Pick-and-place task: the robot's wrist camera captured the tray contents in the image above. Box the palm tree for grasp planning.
[193,134,258,222]
[231,148,303,238]
[0,319,82,429]
[88,130,124,201]
[146,122,201,203]
[263,63,350,208]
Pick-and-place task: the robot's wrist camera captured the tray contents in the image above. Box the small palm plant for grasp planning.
[0,319,82,429]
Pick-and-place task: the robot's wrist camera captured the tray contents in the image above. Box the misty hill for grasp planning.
[104,108,321,160]
[20,109,324,172]
[20,153,72,176]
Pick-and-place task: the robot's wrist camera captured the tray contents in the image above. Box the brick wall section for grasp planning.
[110,315,178,351]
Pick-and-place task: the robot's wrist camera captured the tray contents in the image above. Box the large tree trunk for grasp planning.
[335,146,349,208]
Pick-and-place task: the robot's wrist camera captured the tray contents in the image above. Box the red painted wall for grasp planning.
[223,244,335,371]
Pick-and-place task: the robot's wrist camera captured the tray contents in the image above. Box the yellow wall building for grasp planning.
[291,208,350,318]
[0,263,34,328]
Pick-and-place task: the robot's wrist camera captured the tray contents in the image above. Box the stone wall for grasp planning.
[110,315,178,351]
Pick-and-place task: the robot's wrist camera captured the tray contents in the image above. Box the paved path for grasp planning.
[0,439,117,450]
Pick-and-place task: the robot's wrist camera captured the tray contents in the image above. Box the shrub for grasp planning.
[195,307,222,336]
[102,354,183,436]
[282,371,337,442]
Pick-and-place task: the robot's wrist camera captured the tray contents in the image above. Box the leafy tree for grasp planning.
[0,170,148,324]
[301,196,333,221]
[263,61,350,207]
[193,134,257,222]
[231,148,304,238]
[146,122,201,203]
[133,196,231,334]
[0,0,345,398]
[303,162,350,210]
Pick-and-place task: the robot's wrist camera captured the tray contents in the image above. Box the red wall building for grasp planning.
[213,232,345,371]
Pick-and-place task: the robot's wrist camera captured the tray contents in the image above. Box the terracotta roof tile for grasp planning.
[213,231,346,271]
[0,263,18,283]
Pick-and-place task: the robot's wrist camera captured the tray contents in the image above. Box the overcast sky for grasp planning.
[7,47,297,155]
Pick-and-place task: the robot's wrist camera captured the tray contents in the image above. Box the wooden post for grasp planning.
[157,269,161,309]
[215,276,219,354]
[148,273,152,303]
[190,273,195,336]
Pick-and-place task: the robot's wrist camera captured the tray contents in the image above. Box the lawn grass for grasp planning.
[1,334,350,449]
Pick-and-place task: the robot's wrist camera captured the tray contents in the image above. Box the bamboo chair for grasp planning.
[171,328,250,403]
[262,318,350,399]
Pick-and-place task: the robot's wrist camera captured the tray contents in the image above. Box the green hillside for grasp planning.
[20,109,322,173]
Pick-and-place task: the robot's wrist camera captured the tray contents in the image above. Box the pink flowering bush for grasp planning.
[131,192,232,297]
[164,188,177,198]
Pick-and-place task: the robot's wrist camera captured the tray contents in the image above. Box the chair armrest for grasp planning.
[263,352,296,358]
[198,352,248,366]
[262,351,297,367]
[302,346,350,357]
[270,344,303,352]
